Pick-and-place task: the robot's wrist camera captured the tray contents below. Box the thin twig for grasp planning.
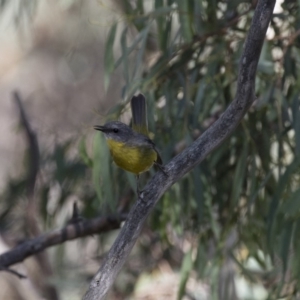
[68,201,84,224]
[0,267,27,279]
[14,91,39,198]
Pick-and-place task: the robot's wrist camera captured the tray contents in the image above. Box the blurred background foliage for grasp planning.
[1,0,300,299]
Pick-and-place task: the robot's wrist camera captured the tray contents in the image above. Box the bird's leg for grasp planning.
[136,174,140,196]
[154,161,168,176]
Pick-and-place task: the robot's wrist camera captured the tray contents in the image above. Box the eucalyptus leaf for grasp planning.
[176,0,193,43]
[177,249,193,300]
[104,23,117,91]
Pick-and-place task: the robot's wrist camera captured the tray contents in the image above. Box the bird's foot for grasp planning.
[154,162,168,176]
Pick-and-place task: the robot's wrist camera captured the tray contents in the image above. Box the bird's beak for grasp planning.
[94,125,106,132]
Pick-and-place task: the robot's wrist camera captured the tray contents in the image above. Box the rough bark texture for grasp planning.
[83,0,276,299]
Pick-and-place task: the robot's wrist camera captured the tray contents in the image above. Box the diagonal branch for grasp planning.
[0,214,126,269]
[83,0,276,299]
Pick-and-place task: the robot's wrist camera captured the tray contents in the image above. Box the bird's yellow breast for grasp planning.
[106,138,157,175]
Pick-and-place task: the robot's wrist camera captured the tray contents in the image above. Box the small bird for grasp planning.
[94,94,164,195]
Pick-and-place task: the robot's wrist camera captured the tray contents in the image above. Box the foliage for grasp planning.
[1,0,300,299]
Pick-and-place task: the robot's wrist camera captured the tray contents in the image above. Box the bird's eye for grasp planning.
[113,128,119,133]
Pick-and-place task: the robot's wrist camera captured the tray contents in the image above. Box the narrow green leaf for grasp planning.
[248,156,257,208]
[155,0,164,50]
[292,219,300,281]
[257,59,275,75]
[230,140,248,208]
[125,172,137,196]
[92,133,114,208]
[230,253,257,283]
[138,55,169,89]
[267,156,300,246]
[193,82,205,126]
[294,219,300,249]
[194,0,204,35]
[92,133,103,203]
[195,243,207,278]
[249,165,272,209]
[280,220,294,274]
[115,26,147,69]
[282,187,300,217]
[177,249,193,300]
[123,0,133,15]
[208,195,221,240]
[137,0,144,15]
[132,23,151,80]
[292,95,300,154]
[154,1,173,51]
[104,23,117,91]
[176,0,193,43]
[149,6,174,18]
[120,27,129,87]
[193,166,204,220]
[78,137,93,167]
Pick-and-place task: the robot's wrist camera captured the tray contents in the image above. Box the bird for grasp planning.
[94,94,164,195]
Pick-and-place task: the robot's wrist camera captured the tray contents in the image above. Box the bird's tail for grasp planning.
[131,94,148,136]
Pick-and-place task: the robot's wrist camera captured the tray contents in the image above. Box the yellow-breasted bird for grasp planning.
[94,94,164,194]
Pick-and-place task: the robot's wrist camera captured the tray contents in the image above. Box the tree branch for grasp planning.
[0,214,126,269]
[83,0,276,299]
